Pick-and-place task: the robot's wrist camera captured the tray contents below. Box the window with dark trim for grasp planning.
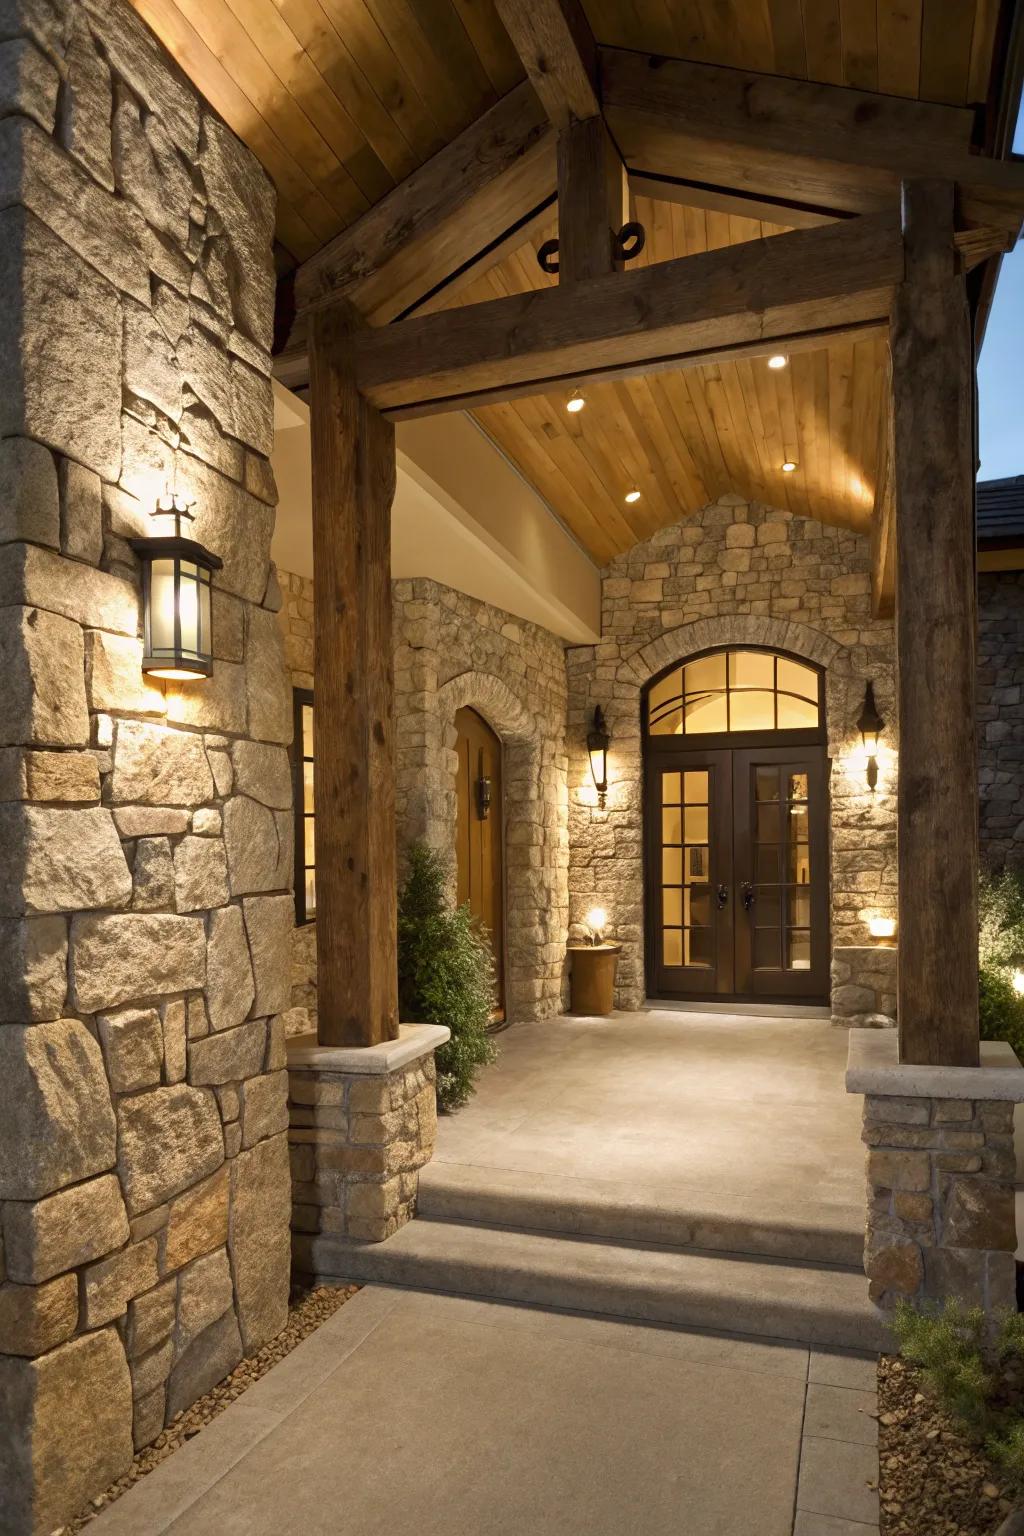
[292,688,315,924]
[646,649,821,737]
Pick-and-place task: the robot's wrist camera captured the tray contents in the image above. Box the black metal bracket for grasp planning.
[614,222,646,263]
[537,238,560,275]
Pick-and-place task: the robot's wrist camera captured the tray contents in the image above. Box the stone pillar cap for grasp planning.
[286,1021,450,1076]
[846,1027,1024,1101]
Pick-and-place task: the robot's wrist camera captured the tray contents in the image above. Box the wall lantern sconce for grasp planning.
[868,916,897,944]
[476,775,493,821]
[130,491,222,680]
[857,681,885,791]
[587,706,610,808]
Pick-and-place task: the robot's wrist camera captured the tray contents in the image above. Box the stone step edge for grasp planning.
[294,1224,887,1352]
[415,1170,864,1266]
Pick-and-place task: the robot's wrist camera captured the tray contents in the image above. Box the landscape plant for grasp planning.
[397,842,496,1112]
[894,1299,1024,1483]
[979,869,1024,1057]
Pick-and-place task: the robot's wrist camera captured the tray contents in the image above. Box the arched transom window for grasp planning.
[647,649,821,736]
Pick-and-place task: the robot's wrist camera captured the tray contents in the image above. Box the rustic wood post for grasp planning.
[891,179,980,1067]
[308,303,399,1047]
[556,115,629,285]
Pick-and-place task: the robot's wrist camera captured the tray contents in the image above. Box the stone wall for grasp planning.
[565,496,899,1017]
[978,570,1024,874]
[0,4,292,1531]
[278,570,570,1024]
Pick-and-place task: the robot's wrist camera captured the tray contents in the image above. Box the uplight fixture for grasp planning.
[768,354,788,370]
[781,460,798,473]
[130,490,221,680]
[857,681,886,792]
[566,389,586,414]
[624,486,641,503]
[585,906,608,945]
[587,705,610,808]
[1013,971,1024,997]
[868,916,897,942]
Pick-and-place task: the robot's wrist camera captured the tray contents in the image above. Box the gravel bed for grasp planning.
[61,1284,360,1533]
[878,1353,1020,1535]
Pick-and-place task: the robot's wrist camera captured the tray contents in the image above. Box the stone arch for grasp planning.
[430,671,559,1025]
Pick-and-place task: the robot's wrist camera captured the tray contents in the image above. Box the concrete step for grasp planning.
[297,1219,887,1352]
[417,1163,865,1267]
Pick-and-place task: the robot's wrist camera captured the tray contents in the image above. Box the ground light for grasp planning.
[585,907,607,944]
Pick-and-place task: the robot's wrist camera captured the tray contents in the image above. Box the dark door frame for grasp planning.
[641,645,831,1006]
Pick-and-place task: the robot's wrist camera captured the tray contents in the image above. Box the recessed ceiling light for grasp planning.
[624,486,641,503]
[781,460,798,473]
[768,354,788,370]
[566,389,586,413]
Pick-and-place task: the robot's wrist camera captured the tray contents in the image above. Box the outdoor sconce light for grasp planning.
[476,775,492,821]
[857,681,886,791]
[587,706,610,808]
[131,491,221,680]
[868,916,897,943]
[585,907,607,945]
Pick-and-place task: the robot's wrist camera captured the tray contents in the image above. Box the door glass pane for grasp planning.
[788,806,809,841]
[689,889,712,926]
[684,654,727,694]
[686,927,712,966]
[684,771,709,803]
[302,704,314,759]
[756,803,781,841]
[777,694,819,729]
[650,668,684,735]
[303,817,315,865]
[662,771,681,805]
[729,650,774,689]
[684,846,709,883]
[787,889,811,926]
[787,771,808,801]
[305,869,316,918]
[729,690,775,731]
[664,929,683,965]
[303,761,314,813]
[755,845,780,883]
[663,847,682,883]
[684,692,728,733]
[789,843,811,883]
[684,805,709,842]
[756,889,781,927]
[754,927,780,969]
[650,706,683,736]
[756,768,779,801]
[662,808,682,844]
[663,888,682,925]
[787,930,811,970]
[777,657,818,701]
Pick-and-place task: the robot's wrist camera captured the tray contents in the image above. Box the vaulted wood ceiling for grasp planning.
[440,197,886,562]
[130,0,1013,567]
[132,0,1003,269]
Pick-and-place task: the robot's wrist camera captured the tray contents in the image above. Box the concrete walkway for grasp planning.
[430,1007,866,1238]
[92,1285,879,1536]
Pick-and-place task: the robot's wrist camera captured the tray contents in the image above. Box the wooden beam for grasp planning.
[309,304,398,1048]
[494,0,598,129]
[557,114,628,284]
[292,81,555,322]
[601,49,1024,240]
[354,213,903,416]
[627,170,838,230]
[892,180,979,1068]
[871,357,895,620]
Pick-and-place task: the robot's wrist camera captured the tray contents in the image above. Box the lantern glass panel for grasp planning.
[150,558,176,655]
[178,560,200,657]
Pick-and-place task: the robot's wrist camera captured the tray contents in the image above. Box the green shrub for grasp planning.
[397,842,496,1112]
[979,870,1024,1055]
[895,1300,1024,1481]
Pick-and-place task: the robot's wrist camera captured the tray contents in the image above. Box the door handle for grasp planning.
[741,882,755,912]
[716,883,728,909]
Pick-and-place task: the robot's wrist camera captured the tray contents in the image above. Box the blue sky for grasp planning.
[977,108,1024,480]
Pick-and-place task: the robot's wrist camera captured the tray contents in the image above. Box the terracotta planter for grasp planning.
[568,943,621,1016]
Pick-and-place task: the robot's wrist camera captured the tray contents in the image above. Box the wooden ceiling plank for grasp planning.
[634,374,711,511]
[749,351,792,506]
[827,339,855,522]
[494,0,600,128]
[406,0,498,120]
[354,212,903,413]
[876,0,923,98]
[613,380,679,517]
[838,0,879,91]
[920,0,976,105]
[232,0,399,205]
[765,0,809,78]
[787,348,821,519]
[449,0,526,94]
[770,352,811,516]
[627,170,836,229]
[968,0,1003,105]
[667,369,731,494]
[849,334,883,525]
[701,364,756,503]
[292,80,554,313]
[357,0,484,140]
[131,0,345,248]
[800,0,845,86]
[504,391,639,551]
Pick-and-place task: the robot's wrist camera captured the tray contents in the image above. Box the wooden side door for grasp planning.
[645,748,734,999]
[731,745,830,1002]
[455,707,505,1015]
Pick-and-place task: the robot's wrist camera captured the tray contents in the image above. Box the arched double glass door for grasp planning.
[643,648,830,1004]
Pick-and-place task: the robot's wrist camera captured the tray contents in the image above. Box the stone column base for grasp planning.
[286,1023,450,1247]
[847,1030,1024,1313]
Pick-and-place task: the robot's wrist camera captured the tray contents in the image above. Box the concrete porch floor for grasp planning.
[427,1007,867,1247]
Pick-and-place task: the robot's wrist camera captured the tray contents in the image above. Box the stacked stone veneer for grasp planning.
[278,570,571,1023]
[0,4,292,1531]
[978,570,1024,873]
[863,1095,1017,1312]
[289,1051,438,1250]
[565,496,899,1016]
